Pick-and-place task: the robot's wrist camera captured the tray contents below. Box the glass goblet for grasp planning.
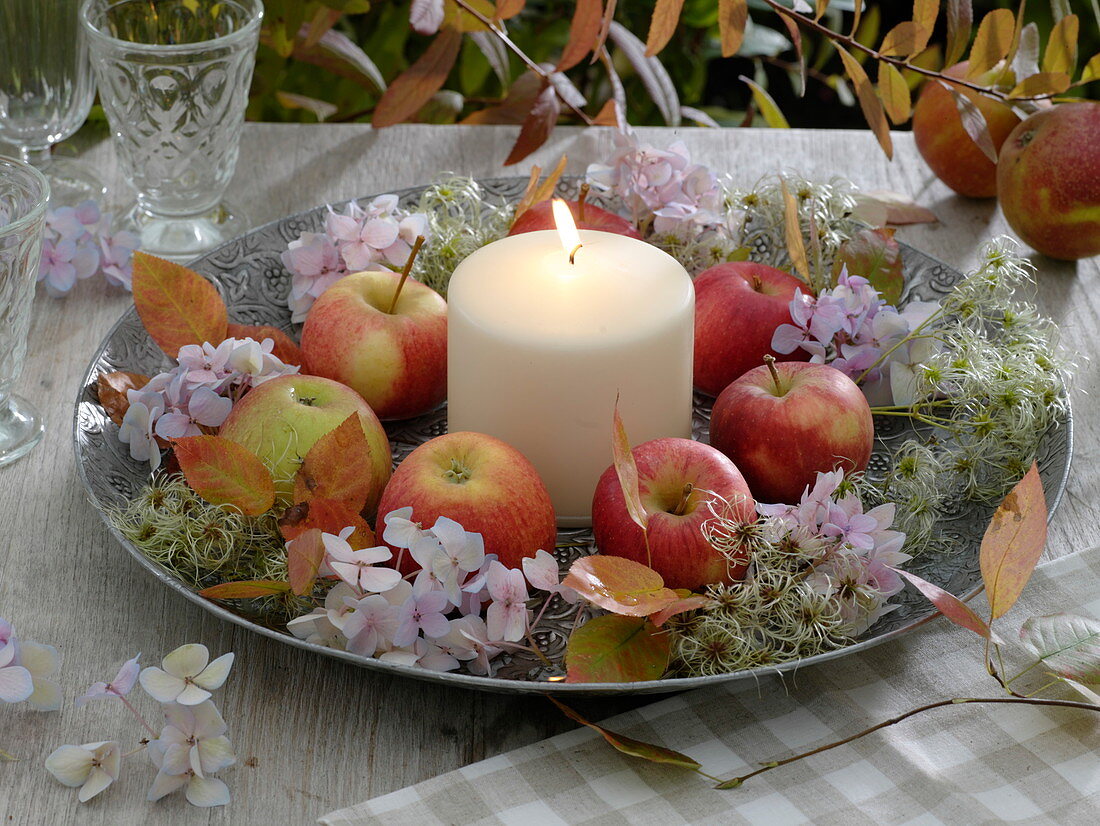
[0,0,105,206]
[81,0,263,261]
[0,157,50,467]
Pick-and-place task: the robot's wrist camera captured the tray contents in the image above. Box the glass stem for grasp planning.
[20,145,51,167]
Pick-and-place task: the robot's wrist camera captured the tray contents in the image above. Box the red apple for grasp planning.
[300,270,447,420]
[591,437,756,591]
[508,199,643,239]
[218,374,392,514]
[710,359,873,505]
[693,261,811,397]
[997,102,1100,260]
[911,61,1021,198]
[377,431,557,571]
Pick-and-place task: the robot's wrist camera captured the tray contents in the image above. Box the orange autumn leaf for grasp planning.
[718,0,748,58]
[95,371,151,426]
[278,498,376,549]
[835,44,893,160]
[225,323,302,366]
[562,555,681,617]
[173,435,276,516]
[293,414,380,514]
[131,251,228,359]
[779,179,809,282]
[644,0,684,57]
[967,8,1015,77]
[373,27,462,128]
[199,580,292,599]
[611,398,648,534]
[512,155,568,224]
[895,567,997,640]
[980,463,1048,620]
[286,528,326,596]
[878,62,912,124]
[557,0,602,71]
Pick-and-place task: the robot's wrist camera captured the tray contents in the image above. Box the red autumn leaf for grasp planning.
[198,580,292,599]
[644,0,685,57]
[562,556,681,617]
[131,251,228,359]
[565,615,671,683]
[496,0,526,18]
[894,567,998,640]
[853,190,938,226]
[286,528,326,596]
[279,498,376,549]
[461,70,542,124]
[980,463,1048,620]
[225,323,302,366]
[293,414,380,514]
[557,0,602,71]
[95,371,151,426]
[173,436,276,516]
[504,79,562,166]
[833,227,904,305]
[549,698,701,767]
[373,27,462,128]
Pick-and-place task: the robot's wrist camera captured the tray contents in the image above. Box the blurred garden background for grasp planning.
[227,0,1098,134]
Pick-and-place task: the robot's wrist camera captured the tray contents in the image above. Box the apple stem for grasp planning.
[671,482,694,516]
[763,355,783,395]
[577,183,589,223]
[386,235,426,315]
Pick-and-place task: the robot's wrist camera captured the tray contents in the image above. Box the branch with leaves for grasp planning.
[555,464,1100,790]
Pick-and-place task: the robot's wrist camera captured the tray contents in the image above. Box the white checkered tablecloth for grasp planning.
[320,549,1100,825]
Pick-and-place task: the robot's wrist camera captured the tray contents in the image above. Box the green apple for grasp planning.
[218,374,392,514]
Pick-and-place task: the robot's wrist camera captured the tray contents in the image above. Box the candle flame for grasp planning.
[552,198,582,263]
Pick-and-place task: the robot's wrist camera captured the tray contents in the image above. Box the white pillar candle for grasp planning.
[447,205,694,527]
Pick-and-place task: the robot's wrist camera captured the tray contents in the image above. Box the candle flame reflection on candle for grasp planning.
[552,198,583,264]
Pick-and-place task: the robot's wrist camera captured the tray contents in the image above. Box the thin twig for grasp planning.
[716,695,1100,789]
[450,0,596,126]
[760,0,1057,104]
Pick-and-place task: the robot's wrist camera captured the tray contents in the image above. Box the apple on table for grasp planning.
[693,261,811,398]
[709,357,873,505]
[218,374,392,515]
[300,269,447,421]
[591,437,756,591]
[377,431,558,572]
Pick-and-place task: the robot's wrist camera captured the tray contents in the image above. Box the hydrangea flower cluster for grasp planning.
[282,195,430,323]
[758,470,911,636]
[771,268,939,404]
[0,617,62,710]
[289,509,575,676]
[586,129,723,237]
[38,200,140,296]
[118,337,299,471]
[46,644,237,808]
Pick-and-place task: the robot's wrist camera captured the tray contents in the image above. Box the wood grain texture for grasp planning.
[0,124,1097,825]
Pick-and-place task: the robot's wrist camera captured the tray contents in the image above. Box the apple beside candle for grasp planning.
[446,201,695,526]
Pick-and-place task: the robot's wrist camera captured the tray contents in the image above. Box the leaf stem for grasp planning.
[387,235,426,314]
[759,0,1059,103]
[450,0,596,125]
[716,696,1100,789]
[121,695,159,738]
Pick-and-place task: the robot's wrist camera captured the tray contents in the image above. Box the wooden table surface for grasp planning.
[1,124,1098,825]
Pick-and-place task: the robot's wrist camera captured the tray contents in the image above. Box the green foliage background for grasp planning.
[246,0,1098,128]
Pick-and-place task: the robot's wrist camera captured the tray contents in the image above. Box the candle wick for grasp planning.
[568,243,582,265]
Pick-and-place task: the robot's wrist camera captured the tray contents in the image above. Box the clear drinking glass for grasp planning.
[0,157,50,467]
[80,0,262,260]
[0,0,106,205]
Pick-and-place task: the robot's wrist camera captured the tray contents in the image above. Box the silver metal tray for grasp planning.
[73,177,1071,695]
